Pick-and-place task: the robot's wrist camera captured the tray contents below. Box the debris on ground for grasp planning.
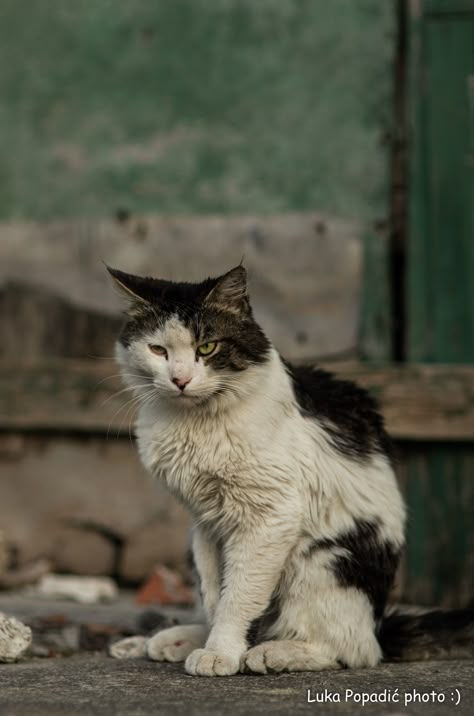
[0,591,187,662]
[135,566,194,607]
[28,615,80,658]
[35,575,118,604]
[79,623,126,653]
[0,613,32,662]
[23,614,134,659]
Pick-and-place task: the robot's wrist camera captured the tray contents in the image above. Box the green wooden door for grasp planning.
[406,0,474,605]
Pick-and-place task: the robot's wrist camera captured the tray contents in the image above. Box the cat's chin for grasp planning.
[168,391,214,406]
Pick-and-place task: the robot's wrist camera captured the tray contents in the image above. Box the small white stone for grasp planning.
[0,613,32,663]
[36,574,118,604]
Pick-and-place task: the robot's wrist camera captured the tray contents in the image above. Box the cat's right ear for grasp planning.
[105,265,151,310]
[204,265,250,314]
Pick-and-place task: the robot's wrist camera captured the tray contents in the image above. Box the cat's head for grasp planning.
[107,265,271,406]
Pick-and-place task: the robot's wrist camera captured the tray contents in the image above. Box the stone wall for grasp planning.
[0,434,189,583]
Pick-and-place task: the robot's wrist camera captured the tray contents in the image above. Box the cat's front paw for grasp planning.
[109,636,148,659]
[147,624,207,662]
[185,647,240,676]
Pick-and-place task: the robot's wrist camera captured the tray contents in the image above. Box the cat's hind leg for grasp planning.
[242,640,341,674]
[147,624,208,662]
[242,546,384,674]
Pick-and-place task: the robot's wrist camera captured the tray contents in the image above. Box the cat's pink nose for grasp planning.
[172,376,191,391]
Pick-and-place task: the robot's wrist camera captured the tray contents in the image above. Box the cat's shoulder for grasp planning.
[284,361,379,417]
[283,360,392,461]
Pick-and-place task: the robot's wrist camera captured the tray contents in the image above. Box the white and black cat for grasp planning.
[108,265,474,676]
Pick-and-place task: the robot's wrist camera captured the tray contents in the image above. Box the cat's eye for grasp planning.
[149,344,168,358]
[197,341,217,357]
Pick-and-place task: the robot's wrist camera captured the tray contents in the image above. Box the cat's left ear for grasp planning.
[105,265,153,308]
[205,265,250,314]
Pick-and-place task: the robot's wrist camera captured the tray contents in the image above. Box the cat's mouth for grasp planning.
[171,389,211,404]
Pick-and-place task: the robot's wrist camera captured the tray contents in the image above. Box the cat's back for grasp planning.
[284,362,392,463]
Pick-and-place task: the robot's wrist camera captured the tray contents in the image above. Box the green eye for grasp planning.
[197,341,217,357]
[149,344,168,358]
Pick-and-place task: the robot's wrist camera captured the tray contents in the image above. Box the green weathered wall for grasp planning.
[0,0,393,220]
[405,0,474,605]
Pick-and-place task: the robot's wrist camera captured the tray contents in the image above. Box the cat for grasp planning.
[108,264,474,676]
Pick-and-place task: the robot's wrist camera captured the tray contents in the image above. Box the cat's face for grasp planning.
[108,266,271,406]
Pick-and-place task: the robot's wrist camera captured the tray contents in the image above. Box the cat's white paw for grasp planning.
[109,636,148,659]
[185,647,240,676]
[242,641,292,674]
[242,640,342,673]
[147,625,207,663]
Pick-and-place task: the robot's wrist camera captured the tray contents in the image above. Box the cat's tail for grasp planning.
[378,606,474,662]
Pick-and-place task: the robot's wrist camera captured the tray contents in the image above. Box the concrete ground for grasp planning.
[0,593,472,716]
[1,655,472,716]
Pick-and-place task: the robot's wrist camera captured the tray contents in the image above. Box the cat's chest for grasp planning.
[139,411,251,487]
[136,407,288,526]
[156,423,234,478]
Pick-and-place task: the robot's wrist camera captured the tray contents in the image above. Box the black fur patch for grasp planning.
[246,592,281,648]
[379,608,474,661]
[306,519,400,620]
[194,307,270,372]
[285,363,393,462]
[109,266,220,312]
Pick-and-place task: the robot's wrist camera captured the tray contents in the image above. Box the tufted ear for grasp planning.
[204,265,250,314]
[105,265,156,307]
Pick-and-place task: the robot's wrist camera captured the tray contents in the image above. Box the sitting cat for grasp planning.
[108,264,474,676]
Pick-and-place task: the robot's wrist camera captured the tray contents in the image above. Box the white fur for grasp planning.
[147,625,208,662]
[117,323,406,676]
[109,636,148,659]
[243,640,342,674]
[192,527,221,622]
